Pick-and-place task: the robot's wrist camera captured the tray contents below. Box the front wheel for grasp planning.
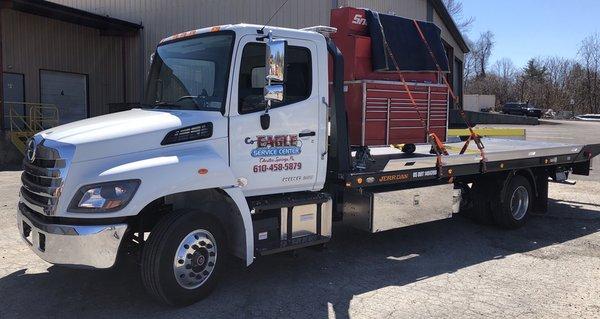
[141,210,227,306]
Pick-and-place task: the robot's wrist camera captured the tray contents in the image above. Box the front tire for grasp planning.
[141,210,227,306]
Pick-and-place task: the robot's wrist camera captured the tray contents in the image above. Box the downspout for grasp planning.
[139,27,145,103]
[0,7,4,131]
[121,36,127,105]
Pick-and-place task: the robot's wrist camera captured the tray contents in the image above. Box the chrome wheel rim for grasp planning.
[510,186,529,220]
[173,229,217,289]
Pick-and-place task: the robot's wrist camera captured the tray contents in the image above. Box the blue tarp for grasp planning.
[366,10,450,72]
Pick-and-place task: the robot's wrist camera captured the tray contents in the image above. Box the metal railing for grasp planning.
[4,102,60,154]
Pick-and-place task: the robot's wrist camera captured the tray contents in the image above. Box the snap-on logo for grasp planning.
[352,14,367,26]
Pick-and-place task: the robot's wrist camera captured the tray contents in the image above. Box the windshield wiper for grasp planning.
[152,101,183,110]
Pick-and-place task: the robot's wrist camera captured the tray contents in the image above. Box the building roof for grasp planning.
[1,0,142,34]
[429,0,469,53]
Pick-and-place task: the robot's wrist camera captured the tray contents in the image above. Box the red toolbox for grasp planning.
[330,7,369,36]
[345,80,449,146]
[330,7,450,147]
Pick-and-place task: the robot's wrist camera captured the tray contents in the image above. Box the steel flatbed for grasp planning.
[339,139,600,188]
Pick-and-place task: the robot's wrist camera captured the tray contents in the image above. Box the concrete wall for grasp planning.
[449,110,539,128]
[464,94,496,112]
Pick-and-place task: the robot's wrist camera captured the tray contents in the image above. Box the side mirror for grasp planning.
[265,37,285,82]
[263,84,283,103]
[261,32,286,130]
[264,33,285,104]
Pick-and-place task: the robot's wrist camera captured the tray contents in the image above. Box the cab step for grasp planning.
[247,192,332,255]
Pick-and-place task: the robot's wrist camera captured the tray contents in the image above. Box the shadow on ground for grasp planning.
[1,199,598,318]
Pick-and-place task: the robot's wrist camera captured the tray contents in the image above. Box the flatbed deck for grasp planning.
[341,139,600,188]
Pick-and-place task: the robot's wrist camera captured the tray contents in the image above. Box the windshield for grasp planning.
[143,32,234,112]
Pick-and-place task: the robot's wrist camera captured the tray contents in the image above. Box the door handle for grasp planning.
[299,131,316,137]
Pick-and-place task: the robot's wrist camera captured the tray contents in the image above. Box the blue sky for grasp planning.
[461,0,600,68]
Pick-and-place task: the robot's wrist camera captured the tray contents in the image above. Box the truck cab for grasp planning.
[145,25,330,195]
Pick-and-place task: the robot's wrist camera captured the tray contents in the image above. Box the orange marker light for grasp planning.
[198,168,209,175]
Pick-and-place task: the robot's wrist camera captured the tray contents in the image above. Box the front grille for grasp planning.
[20,142,67,216]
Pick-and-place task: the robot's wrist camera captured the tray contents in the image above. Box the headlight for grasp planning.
[69,180,140,213]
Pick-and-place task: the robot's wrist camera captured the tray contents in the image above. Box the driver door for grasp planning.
[228,35,322,196]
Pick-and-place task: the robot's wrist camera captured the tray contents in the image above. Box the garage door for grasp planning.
[3,73,25,129]
[40,70,88,125]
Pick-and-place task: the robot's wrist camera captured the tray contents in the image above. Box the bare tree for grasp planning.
[465,36,600,115]
[463,38,476,82]
[471,31,495,78]
[493,58,517,81]
[442,0,475,33]
[490,58,518,105]
[578,33,600,113]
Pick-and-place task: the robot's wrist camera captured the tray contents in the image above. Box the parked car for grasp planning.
[502,102,542,118]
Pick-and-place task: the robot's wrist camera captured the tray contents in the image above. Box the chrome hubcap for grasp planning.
[173,229,217,289]
[510,186,529,220]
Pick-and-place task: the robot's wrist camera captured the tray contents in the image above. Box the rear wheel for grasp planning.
[492,175,532,229]
[141,210,227,306]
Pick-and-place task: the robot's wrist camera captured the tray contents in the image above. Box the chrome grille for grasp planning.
[20,139,69,216]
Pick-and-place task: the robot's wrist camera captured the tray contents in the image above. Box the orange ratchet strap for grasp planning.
[411,19,487,167]
[374,14,448,176]
[382,39,449,166]
[379,28,449,159]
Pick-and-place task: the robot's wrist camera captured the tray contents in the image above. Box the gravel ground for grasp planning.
[0,120,599,318]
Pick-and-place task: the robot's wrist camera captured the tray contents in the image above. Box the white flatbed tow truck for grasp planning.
[16,23,600,306]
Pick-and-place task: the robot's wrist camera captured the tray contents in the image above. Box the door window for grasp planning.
[238,43,312,114]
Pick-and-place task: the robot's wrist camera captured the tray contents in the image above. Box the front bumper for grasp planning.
[17,204,128,269]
